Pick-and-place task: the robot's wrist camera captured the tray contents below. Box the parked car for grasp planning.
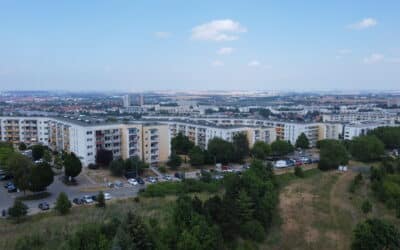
[136,177,145,185]
[107,182,115,188]
[174,172,185,179]
[7,185,17,193]
[38,202,50,210]
[91,195,98,201]
[82,195,94,204]
[163,175,172,181]
[4,182,14,189]
[0,174,13,181]
[274,160,288,168]
[104,193,112,200]
[114,181,123,188]
[146,177,157,183]
[128,178,138,186]
[73,198,83,205]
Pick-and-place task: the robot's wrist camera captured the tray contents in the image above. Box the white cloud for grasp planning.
[217,47,234,55]
[211,60,224,67]
[154,31,171,39]
[191,19,246,41]
[248,60,261,67]
[348,18,377,30]
[363,53,384,64]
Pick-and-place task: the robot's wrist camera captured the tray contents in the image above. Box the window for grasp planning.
[86,131,93,135]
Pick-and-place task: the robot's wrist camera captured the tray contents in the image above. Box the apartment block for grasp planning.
[343,121,395,140]
[0,116,170,166]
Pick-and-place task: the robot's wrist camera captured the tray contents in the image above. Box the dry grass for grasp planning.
[262,166,400,250]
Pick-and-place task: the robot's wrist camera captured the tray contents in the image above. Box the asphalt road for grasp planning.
[0,174,145,216]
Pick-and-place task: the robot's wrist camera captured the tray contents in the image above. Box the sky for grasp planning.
[0,0,399,92]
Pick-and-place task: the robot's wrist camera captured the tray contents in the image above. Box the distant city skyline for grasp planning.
[0,1,399,91]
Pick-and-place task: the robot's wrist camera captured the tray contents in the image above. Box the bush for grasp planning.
[8,200,28,222]
[158,166,167,174]
[18,142,27,151]
[361,200,372,214]
[97,191,106,208]
[294,166,304,178]
[240,220,266,242]
[55,192,72,215]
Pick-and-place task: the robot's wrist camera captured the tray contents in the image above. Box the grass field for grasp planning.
[263,166,400,250]
[1,165,399,250]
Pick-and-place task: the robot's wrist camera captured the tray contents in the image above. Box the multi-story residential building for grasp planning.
[343,122,395,140]
[147,118,276,149]
[0,117,50,145]
[322,112,396,123]
[0,116,170,166]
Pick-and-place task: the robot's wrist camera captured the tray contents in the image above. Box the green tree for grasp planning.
[295,132,310,149]
[122,212,153,250]
[55,192,72,215]
[29,162,54,192]
[294,166,304,178]
[31,144,45,161]
[271,140,294,156]
[236,190,254,224]
[8,200,28,222]
[64,153,82,180]
[251,141,271,160]
[54,154,63,170]
[125,156,149,176]
[167,151,182,170]
[318,139,349,171]
[352,218,400,250]
[361,200,372,214]
[95,149,113,167]
[189,146,205,167]
[18,142,27,151]
[97,191,106,208]
[207,138,234,164]
[232,133,250,163]
[7,153,32,194]
[65,223,110,250]
[240,220,266,242]
[0,142,14,171]
[109,159,125,176]
[350,135,384,162]
[171,132,195,155]
[369,126,400,149]
[42,150,52,163]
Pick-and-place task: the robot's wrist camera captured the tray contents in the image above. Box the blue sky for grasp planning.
[0,0,399,91]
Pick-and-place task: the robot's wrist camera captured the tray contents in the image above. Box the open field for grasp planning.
[263,166,400,250]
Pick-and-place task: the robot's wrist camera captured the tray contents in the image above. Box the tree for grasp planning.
[109,159,125,176]
[271,140,294,156]
[95,149,113,167]
[351,218,400,250]
[97,191,106,208]
[240,220,266,242]
[369,126,400,149]
[7,153,32,194]
[295,133,310,149]
[318,139,349,171]
[251,141,271,160]
[64,153,82,179]
[42,150,52,163]
[125,156,149,176]
[55,192,72,215]
[121,212,153,250]
[232,133,250,163]
[54,154,64,170]
[8,200,28,222]
[294,166,304,178]
[31,144,45,161]
[167,151,182,170]
[65,223,110,250]
[361,200,372,214]
[171,132,195,155]
[189,146,205,167]
[0,142,14,171]
[350,135,384,162]
[29,162,54,192]
[207,138,234,164]
[236,190,254,224]
[18,142,27,151]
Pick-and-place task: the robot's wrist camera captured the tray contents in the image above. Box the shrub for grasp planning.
[97,191,106,208]
[158,166,167,174]
[8,200,28,222]
[55,192,72,215]
[294,166,304,178]
[361,200,372,214]
[240,220,266,242]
